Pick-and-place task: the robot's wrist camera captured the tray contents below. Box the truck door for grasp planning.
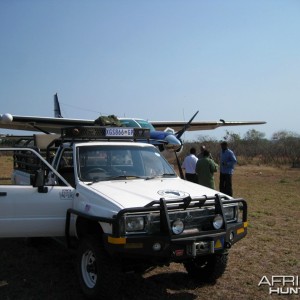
[0,185,74,238]
[0,148,75,238]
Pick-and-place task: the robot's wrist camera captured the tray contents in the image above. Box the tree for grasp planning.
[271,131,300,165]
[244,129,265,141]
[272,130,300,140]
[223,130,241,143]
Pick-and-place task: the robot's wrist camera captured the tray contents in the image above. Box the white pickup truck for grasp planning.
[0,126,248,299]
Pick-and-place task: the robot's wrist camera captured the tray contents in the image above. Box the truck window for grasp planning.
[56,149,75,187]
[0,150,15,185]
[141,150,165,176]
[0,149,48,186]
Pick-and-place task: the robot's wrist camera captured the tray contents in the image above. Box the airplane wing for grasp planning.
[0,113,266,134]
[151,120,266,132]
[0,114,95,134]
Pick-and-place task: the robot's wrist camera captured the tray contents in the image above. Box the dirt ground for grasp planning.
[0,165,299,299]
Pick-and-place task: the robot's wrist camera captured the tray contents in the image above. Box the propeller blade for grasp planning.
[176,110,199,139]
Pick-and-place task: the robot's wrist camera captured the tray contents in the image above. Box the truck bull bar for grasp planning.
[113,194,247,237]
[65,194,247,247]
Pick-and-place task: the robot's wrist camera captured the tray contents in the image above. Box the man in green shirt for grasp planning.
[195,149,218,189]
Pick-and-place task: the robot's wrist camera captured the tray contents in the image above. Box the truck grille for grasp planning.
[147,207,216,235]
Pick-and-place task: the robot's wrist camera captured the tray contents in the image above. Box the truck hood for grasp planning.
[88,177,220,209]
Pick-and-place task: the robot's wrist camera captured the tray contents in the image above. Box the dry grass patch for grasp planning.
[0,165,299,299]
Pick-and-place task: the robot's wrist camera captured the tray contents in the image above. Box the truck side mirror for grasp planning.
[34,169,48,193]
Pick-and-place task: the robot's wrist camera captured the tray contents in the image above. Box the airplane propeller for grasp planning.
[150,111,200,179]
[152,110,200,153]
[173,111,199,179]
[175,110,199,140]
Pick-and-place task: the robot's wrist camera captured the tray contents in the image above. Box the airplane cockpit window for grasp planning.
[119,119,139,128]
[134,120,155,131]
[77,145,176,182]
[119,119,155,132]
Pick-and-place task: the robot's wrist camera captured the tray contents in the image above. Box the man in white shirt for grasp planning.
[181,147,198,183]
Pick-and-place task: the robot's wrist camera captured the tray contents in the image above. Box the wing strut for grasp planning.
[175,151,184,179]
[29,123,51,134]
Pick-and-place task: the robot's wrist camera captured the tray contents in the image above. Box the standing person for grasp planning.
[197,145,213,160]
[219,141,237,196]
[197,145,206,159]
[196,150,218,189]
[181,147,198,183]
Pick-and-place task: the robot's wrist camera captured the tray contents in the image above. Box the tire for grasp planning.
[77,235,122,299]
[183,252,228,283]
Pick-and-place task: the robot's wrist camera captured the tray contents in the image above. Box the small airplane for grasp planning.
[0,94,266,165]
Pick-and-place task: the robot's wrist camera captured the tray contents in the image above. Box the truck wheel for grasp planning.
[183,252,228,283]
[77,235,121,299]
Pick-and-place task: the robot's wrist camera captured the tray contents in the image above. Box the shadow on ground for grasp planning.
[0,238,212,300]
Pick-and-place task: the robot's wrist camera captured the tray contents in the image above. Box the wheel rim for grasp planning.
[81,249,97,288]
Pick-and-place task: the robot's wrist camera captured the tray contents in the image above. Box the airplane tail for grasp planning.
[54,93,63,118]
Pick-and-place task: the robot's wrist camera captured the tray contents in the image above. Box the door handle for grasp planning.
[0,192,7,196]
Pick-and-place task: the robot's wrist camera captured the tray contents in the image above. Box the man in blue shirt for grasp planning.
[219,141,237,196]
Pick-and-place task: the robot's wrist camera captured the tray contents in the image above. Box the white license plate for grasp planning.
[105,128,134,137]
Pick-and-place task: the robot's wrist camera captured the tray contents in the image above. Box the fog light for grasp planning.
[213,214,224,230]
[152,243,161,251]
[229,231,234,242]
[172,219,184,235]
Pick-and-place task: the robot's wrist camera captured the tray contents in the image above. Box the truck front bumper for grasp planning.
[105,221,247,261]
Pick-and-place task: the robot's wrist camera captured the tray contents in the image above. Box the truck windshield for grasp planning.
[77,145,176,182]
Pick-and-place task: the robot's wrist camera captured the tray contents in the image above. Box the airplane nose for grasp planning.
[164,135,182,151]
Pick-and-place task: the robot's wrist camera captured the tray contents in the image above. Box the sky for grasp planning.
[0,0,299,141]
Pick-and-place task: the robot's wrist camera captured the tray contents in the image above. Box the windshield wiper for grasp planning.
[104,175,144,181]
[87,173,175,184]
[161,173,176,177]
[145,173,176,180]
[86,175,144,184]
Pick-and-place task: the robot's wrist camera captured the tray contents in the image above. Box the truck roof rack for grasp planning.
[61,126,150,141]
[1,126,152,164]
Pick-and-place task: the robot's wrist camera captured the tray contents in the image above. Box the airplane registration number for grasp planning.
[106,128,134,137]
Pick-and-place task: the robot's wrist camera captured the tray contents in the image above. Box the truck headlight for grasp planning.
[224,206,236,221]
[213,214,224,229]
[125,216,145,232]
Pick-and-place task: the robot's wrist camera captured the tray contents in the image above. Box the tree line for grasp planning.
[1,129,300,167]
[182,129,300,167]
